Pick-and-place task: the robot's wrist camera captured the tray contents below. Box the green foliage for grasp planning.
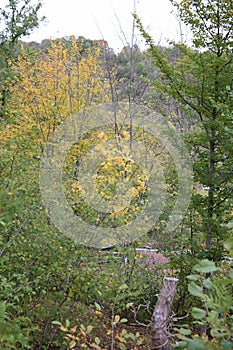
[224,238,233,257]
[114,45,158,103]
[0,0,45,118]
[0,0,44,44]
[134,0,233,259]
[175,256,233,349]
[1,0,233,348]
[170,0,233,53]
[0,278,30,349]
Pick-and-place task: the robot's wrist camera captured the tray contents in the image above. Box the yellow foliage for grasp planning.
[97,132,108,141]
[3,38,111,148]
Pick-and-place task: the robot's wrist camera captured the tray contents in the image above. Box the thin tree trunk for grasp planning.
[151,277,179,350]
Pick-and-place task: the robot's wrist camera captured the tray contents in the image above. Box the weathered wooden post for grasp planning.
[151,277,179,349]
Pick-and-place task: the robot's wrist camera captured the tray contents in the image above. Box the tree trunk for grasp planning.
[151,277,179,350]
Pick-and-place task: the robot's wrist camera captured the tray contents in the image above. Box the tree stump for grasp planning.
[151,277,179,349]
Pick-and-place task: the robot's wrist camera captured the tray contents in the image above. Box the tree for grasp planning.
[0,0,45,117]
[134,0,233,259]
[4,37,110,149]
[0,37,114,347]
[114,45,158,104]
[1,36,111,251]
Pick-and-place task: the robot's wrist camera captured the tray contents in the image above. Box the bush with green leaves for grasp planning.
[175,246,233,350]
[0,279,30,349]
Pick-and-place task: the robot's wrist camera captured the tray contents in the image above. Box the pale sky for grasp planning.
[23,0,184,52]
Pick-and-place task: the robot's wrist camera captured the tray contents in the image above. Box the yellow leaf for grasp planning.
[87,325,93,334]
[69,339,76,349]
[60,325,68,332]
[122,130,130,140]
[114,315,120,323]
[97,132,108,141]
[95,311,102,316]
[70,326,77,333]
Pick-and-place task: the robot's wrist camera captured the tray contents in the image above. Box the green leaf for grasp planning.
[192,307,206,320]
[228,269,233,279]
[211,329,230,338]
[120,318,128,323]
[224,238,233,257]
[175,341,188,349]
[126,302,133,308]
[186,274,200,281]
[95,337,100,345]
[193,259,221,273]
[188,281,203,297]
[119,283,128,291]
[51,320,62,326]
[203,278,212,290]
[94,302,101,311]
[207,310,218,323]
[220,340,233,350]
[187,339,207,349]
[179,327,191,335]
[0,220,6,228]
